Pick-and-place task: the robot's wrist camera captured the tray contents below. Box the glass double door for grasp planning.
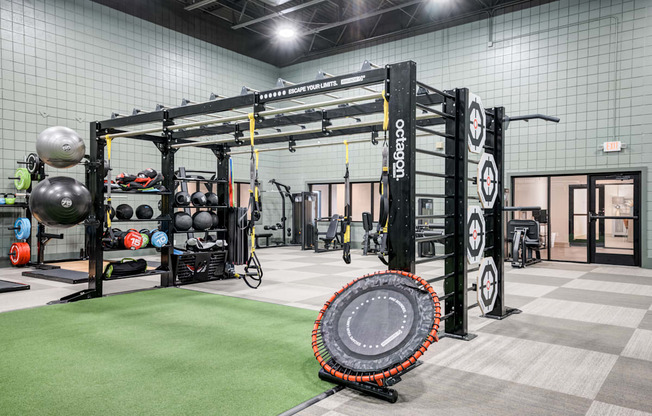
[588,174,640,266]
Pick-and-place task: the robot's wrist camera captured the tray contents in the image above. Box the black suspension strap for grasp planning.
[377,90,390,265]
[235,113,263,288]
[342,140,351,264]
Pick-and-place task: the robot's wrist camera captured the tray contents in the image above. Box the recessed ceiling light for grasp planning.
[277,26,297,40]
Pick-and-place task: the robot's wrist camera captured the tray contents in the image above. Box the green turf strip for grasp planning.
[0,288,330,415]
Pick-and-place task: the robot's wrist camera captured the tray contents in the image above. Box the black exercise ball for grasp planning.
[192,211,213,231]
[116,204,133,220]
[29,176,91,228]
[205,192,219,206]
[174,211,192,231]
[136,204,154,219]
[175,191,190,206]
[191,191,206,207]
[209,211,219,229]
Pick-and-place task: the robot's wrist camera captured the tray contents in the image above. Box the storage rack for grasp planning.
[58,61,516,342]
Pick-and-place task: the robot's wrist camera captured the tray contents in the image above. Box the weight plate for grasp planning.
[467,92,486,154]
[14,168,31,191]
[9,242,30,266]
[467,206,485,265]
[14,217,31,240]
[477,153,499,209]
[26,153,41,174]
[477,257,498,315]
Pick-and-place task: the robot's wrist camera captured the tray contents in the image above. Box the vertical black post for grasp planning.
[215,145,230,252]
[444,88,474,340]
[88,121,104,297]
[160,113,176,287]
[486,106,520,319]
[387,61,417,272]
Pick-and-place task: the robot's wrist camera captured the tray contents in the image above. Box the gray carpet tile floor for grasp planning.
[1,247,651,415]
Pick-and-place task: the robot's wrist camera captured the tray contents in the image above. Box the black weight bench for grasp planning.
[507,219,542,268]
[255,232,273,248]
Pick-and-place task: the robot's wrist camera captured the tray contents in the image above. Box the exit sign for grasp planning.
[603,141,622,152]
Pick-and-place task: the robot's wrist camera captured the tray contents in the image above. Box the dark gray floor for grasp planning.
[183,247,652,415]
[2,247,651,415]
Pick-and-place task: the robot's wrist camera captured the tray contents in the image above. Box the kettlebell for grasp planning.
[0,193,5,205]
[205,192,219,206]
[5,193,16,205]
[175,191,191,206]
[191,191,207,207]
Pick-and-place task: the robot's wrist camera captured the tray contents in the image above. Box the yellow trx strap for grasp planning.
[105,136,113,228]
[342,140,351,264]
[382,89,389,131]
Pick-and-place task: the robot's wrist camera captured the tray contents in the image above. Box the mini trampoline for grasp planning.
[312,270,441,402]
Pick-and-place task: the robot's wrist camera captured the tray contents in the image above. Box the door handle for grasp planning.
[590,213,638,221]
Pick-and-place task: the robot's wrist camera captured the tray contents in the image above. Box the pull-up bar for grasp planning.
[228,138,374,155]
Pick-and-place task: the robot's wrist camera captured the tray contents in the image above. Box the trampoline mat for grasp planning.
[0,280,30,293]
[321,272,436,372]
[22,269,88,284]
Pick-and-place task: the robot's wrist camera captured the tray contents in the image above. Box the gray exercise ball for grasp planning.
[36,126,86,168]
[29,176,92,228]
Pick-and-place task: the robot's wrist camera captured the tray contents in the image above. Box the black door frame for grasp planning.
[511,171,642,266]
[569,184,604,246]
[588,172,641,266]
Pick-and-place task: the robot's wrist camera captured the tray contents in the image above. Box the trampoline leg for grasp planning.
[318,369,398,403]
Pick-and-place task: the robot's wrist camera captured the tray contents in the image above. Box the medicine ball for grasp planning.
[123,229,143,250]
[205,192,219,206]
[150,230,168,248]
[191,191,207,207]
[139,229,150,247]
[136,204,154,219]
[36,126,86,169]
[192,211,213,231]
[29,176,91,228]
[209,211,219,229]
[174,211,192,231]
[175,191,190,206]
[116,204,134,220]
